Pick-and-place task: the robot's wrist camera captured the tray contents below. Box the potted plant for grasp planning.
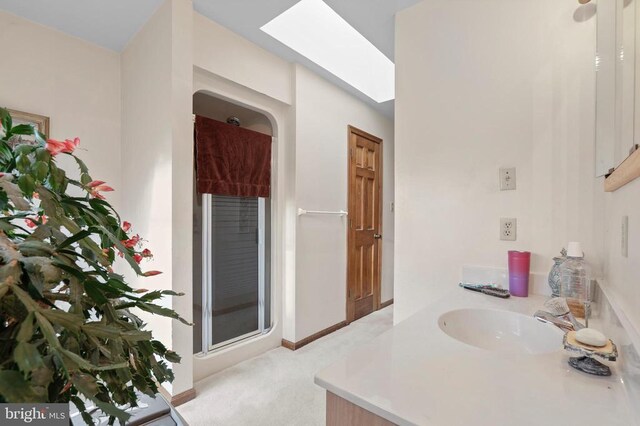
[0,107,188,424]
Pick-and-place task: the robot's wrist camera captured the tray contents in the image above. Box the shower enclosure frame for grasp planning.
[200,194,269,355]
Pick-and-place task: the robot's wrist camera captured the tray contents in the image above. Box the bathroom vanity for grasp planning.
[315,288,639,425]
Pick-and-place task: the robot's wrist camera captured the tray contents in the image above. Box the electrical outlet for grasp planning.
[500,218,517,241]
[500,168,517,191]
[622,216,629,258]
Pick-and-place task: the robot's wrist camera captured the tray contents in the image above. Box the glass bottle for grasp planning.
[559,242,589,318]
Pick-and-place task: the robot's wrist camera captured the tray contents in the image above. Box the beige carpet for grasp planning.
[177,306,394,426]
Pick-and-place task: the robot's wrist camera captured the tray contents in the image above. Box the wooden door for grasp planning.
[347,126,382,323]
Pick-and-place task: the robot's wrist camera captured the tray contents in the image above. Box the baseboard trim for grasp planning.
[282,321,348,351]
[380,299,394,309]
[159,386,196,407]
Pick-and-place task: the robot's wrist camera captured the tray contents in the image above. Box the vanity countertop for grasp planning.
[314,289,638,426]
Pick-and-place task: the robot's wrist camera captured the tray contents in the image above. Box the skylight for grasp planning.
[260,0,395,103]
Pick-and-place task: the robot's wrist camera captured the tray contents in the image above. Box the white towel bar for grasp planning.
[297,208,348,217]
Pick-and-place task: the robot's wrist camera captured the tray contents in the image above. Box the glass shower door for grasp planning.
[201,195,269,352]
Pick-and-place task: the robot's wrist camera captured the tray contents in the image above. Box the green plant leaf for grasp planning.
[71,373,99,397]
[34,311,62,349]
[71,155,89,175]
[105,277,133,293]
[30,366,54,388]
[16,154,31,173]
[0,282,9,300]
[34,147,50,163]
[57,229,93,250]
[95,225,142,275]
[17,312,35,342]
[164,350,181,363]
[50,261,85,281]
[17,174,35,196]
[84,280,108,305]
[15,341,45,374]
[94,399,131,424]
[15,144,36,156]
[0,371,36,402]
[0,142,13,168]
[58,348,127,371]
[9,124,36,136]
[10,283,41,313]
[120,330,151,342]
[39,309,82,332]
[32,161,49,182]
[0,177,30,210]
[138,302,191,326]
[82,323,121,340]
[0,107,10,130]
[0,261,22,286]
[18,240,56,257]
[140,290,183,301]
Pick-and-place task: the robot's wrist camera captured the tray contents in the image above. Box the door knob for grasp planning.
[374,234,382,239]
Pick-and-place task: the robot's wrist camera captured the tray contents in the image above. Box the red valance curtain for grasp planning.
[195,115,272,198]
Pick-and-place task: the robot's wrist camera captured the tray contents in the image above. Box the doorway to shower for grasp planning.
[192,92,273,354]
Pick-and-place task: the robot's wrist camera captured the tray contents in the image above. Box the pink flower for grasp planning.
[63,137,80,153]
[122,234,141,249]
[86,180,114,200]
[133,253,143,264]
[122,221,132,232]
[47,137,80,156]
[46,139,67,156]
[143,270,162,277]
[141,248,153,258]
[25,215,47,228]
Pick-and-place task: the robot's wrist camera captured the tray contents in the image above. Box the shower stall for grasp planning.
[193,92,273,354]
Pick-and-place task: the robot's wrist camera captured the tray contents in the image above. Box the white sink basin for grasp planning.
[438,308,564,354]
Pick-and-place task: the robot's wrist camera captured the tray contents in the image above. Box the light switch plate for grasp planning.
[622,216,629,258]
[500,168,516,191]
[500,218,517,241]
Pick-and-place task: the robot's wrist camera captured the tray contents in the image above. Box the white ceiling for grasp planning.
[0,0,164,51]
[0,0,422,117]
[193,0,422,117]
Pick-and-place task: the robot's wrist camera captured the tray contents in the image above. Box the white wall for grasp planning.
[394,0,603,323]
[121,0,173,348]
[603,180,640,332]
[0,10,121,208]
[294,65,395,341]
[193,12,293,105]
[121,0,193,396]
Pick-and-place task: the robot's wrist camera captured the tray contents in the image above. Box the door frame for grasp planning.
[346,125,383,324]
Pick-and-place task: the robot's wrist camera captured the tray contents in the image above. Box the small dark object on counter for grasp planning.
[459,283,511,299]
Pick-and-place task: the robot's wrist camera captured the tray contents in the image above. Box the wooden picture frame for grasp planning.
[7,109,50,142]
